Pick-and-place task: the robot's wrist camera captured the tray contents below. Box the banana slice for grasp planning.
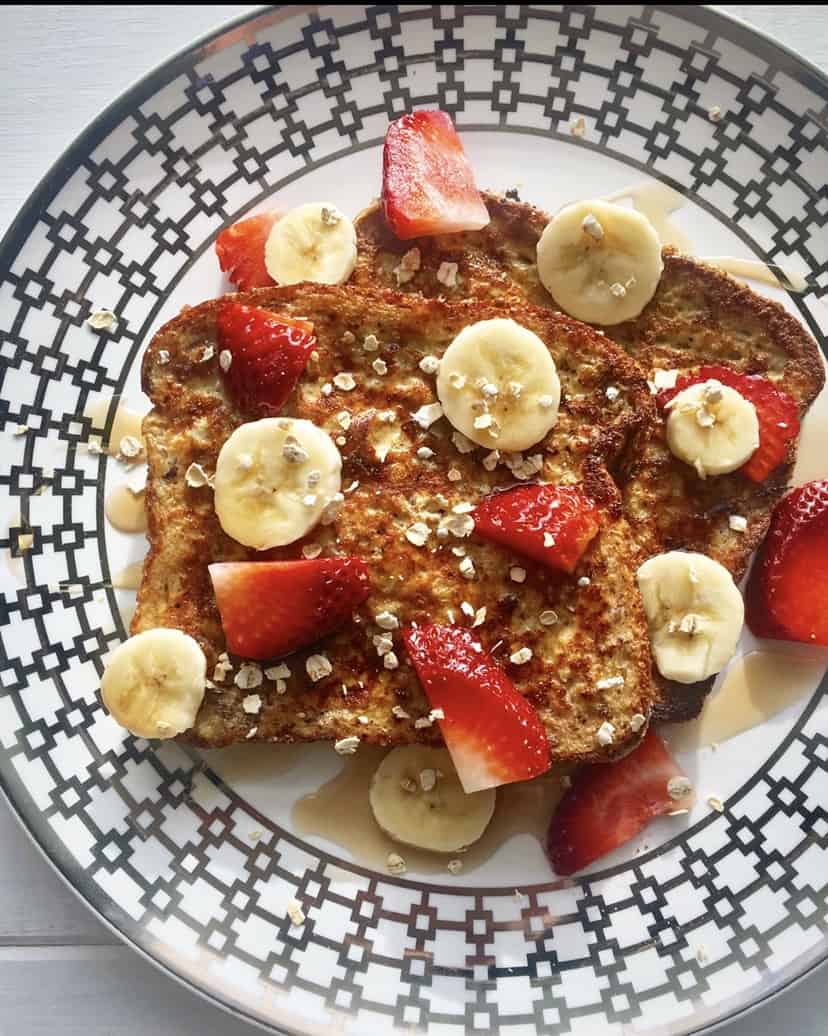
[536,199,663,324]
[665,379,759,478]
[637,551,744,684]
[214,418,342,549]
[101,628,206,739]
[264,202,357,285]
[435,318,561,451]
[370,746,496,853]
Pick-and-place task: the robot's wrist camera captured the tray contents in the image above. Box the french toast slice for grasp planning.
[135,284,658,759]
[354,195,825,719]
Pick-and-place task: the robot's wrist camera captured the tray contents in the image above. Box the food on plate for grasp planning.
[354,191,545,301]
[746,478,828,646]
[637,551,744,684]
[536,198,664,324]
[382,110,489,239]
[546,728,692,875]
[213,417,342,549]
[215,210,280,290]
[354,177,824,721]
[403,624,550,793]
[132,282,655,757]
[657,365,800,483]
[369,745,496,851]
[435,317,561,450]
[210,558,371,660]
[472,483,600,574]
[664,379,760,478]
[101,628,206,739]
[216,303,317,416]
[97,106,827,877]
[263,202,357,285]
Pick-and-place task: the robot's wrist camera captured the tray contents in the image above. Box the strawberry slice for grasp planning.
[657,364,799,482]
[382,110,490,240]
[472,484,600,574]
[746,478,828,645]
[403,624,550,793]
[216,302,316,417]
[209,559,371,661]
[215,211,280,290]
[546,730,691,875]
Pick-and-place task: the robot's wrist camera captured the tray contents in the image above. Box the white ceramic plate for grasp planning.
[1,6,827,1034]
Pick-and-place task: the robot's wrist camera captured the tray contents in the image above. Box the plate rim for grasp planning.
[1,4,827,1034]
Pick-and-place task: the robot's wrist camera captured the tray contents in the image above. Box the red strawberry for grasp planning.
[215,211,279,290]
[403,624,550,793]
[657,365,799,482]
[216,302,316,417]
[209,559,371,661]
[546,730,691,876]
[382,110,490,240]
[472,484,600,574]
[746,478,828,645]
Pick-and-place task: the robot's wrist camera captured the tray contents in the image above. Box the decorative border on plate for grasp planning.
[1,6,826,1034]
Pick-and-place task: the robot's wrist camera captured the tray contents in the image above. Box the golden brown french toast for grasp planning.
[135,283,658,759]
[354,194,825,719]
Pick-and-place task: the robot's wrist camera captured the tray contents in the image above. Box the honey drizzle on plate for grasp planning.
[84,396,145,457]
[292,749,567,878]
[105,486,148,534]
[697,256,808,293]
[604,181,693,253]
[111,561,144,590]
[793,405,828,487]
[604,181,808,291]
[662,649,827,754]
[84,396,149,535]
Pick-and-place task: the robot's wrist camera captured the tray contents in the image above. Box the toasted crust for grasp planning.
[354,192,825,721]
[609,251,824,579]
[135,283,657,760]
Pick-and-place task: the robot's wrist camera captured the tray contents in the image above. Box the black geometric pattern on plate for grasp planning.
[0,5,826,1034]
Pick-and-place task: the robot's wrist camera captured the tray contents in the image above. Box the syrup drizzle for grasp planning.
[84,397,148,535]
[604,181,693,253]
[84,397,145,457]
[293,749,567,877]
[105,485,147,534]
[663,649,827,754]
[604,182,809,291]
[697,256,808,293]
[111,561,144,591]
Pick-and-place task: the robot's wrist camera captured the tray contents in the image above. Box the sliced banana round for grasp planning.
[665,379,759,478]
[536,199,663,325]
[264,202,357,285]
[214,418,342,549]
[637,551,744,684]
[435,318,560,451]
[101,629,206,739]
[370,746,496,853]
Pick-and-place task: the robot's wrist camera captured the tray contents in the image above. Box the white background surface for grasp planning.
[1,5,826,1034]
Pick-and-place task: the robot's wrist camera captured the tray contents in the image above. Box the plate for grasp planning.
[1,5,827,1034]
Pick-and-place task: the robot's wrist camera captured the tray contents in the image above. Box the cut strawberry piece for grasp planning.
[209,558,371,661]
[472,484,600,574]
[546,730,691,876]
[746,478,828,645]
[657,364,799,483]
[382,110,490,240]
[216,302,316,417]
[403,624,550,793]
[215,211,280,290]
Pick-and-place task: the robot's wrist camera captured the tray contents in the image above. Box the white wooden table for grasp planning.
[1,5,826,1034]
